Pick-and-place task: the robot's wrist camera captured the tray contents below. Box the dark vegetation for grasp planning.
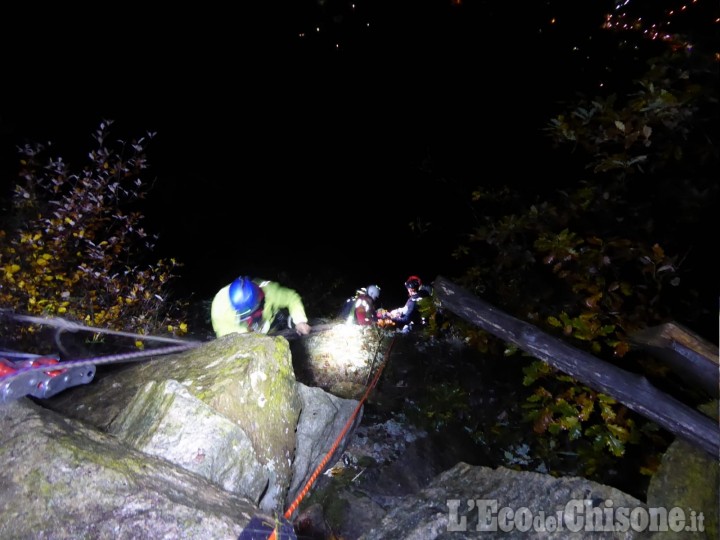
[0,122,188,353]
[406,44,718,495]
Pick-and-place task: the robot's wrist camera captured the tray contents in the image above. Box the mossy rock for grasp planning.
[647,403,718,540]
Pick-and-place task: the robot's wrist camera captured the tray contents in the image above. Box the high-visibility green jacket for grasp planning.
[211,279,309,338]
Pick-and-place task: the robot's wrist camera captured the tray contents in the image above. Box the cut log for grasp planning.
[629,322,719,398]
[433,275,719,458]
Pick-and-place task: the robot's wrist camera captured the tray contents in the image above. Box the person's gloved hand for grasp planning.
[295,322,311,335]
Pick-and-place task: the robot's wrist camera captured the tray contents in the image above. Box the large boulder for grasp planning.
[0,399,256,539]
[108,378,271,508]
[359,462,652,540]
[646,438,718,539]
[43,333,300,512]
[0,331,368,537]
[290,324,390,399]
[287,382,363,507]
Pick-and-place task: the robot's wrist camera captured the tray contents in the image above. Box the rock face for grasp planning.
[0,326,713,539]
[359,462,651,540]
[290,324,391,399]
[109,378,272,507]
[646,438,718,540]
[0,332,363,538]
[291,334,719,539]
[287,382,363,507]
[45,333,301,512]
[0,399,255,540]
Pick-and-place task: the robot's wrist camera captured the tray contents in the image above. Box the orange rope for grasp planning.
[268,334,397,539]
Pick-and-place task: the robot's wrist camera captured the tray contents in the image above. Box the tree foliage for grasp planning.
[0,121,188,351]
[547,48,717,179]
[423,44,717,478]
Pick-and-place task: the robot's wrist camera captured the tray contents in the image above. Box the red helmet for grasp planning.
[404,275,422,290]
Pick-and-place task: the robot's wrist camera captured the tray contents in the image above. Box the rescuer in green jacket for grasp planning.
[211,276,311,337]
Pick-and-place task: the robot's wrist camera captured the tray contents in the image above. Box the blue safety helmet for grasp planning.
[367,285,381,301]
[228,277,263,321]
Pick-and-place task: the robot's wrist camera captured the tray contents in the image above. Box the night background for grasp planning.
[1,0,717,314]
[0,0,718,516]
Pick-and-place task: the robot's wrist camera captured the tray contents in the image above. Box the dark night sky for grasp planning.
[0,1,711,306]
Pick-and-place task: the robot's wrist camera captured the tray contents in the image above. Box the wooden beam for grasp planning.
[630,322,719,398]
[433,275,719,457]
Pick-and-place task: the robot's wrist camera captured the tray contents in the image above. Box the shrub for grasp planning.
[0,120,188,351]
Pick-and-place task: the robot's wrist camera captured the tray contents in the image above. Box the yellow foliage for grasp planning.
[1,123,188,351]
